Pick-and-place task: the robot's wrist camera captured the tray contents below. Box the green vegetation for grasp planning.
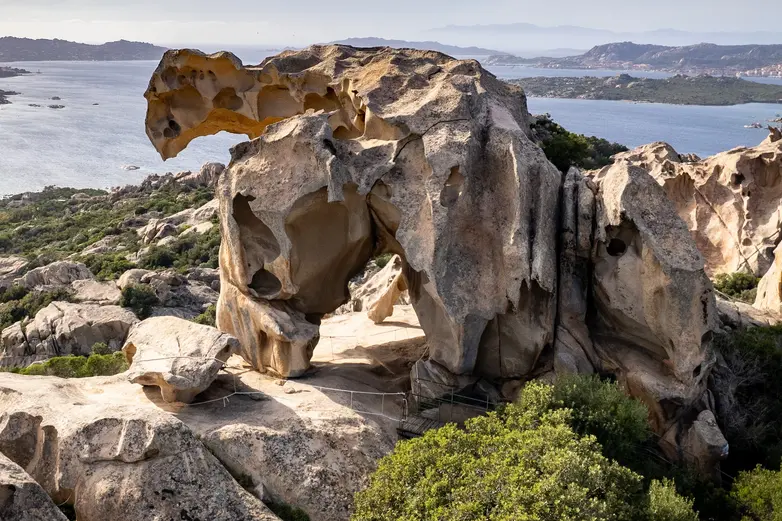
[374,253,393,270]
[81,252,136,281]
[193,304,217,327]
[531,114,629,173]
[119,284,159,320]
[0,287,72,331]
[4,352,128,377]
[514,74,782,106]
[353,380,696,521]
[733,465,782,521]
[712,324,782,474]
[138,226,220,272]
[0,184,213,260]
[266,502,310,521]
[714,272,760,304]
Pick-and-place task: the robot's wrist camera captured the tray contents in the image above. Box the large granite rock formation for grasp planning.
[144,45,720,453]
[0,374,280,521]
[0,452,68,521]
[603,133,782,277]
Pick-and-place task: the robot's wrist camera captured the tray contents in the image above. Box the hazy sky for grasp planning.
[1,0,780,48]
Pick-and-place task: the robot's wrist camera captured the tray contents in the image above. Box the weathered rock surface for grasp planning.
[754,241,782,314]
[0,303,138,367]
[0,256,28,292]
[603,134,782,276]
[71,279,121,305]
[0,374,280,521]
[146,45,560,386]
[117,268,153,290]
[0,452,68,521]
[124,317,238,402]
[15,261,93,290]
[338,255,409,323]
[144,45,721,457]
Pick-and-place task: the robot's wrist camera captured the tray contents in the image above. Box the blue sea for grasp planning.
[1,58,781,195]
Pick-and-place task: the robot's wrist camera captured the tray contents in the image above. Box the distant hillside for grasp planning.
[330,37,501,56]
[529,42,782,74]
[0,38,167,61]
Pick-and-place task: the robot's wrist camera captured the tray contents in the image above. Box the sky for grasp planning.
[1,0,781,49]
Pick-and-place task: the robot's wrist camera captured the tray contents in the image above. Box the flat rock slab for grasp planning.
[124,316,239,403]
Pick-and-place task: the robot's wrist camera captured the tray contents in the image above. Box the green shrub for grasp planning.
[714,272,760,303]
[374,253,393,270]
[193,305,217,327]
[120,284,159,319]
[14,353,127,378]
[551,374,651,469]
[139,246,177,269]
[647,480,699,521]
[353,381,655,521]
[266,502,310,521]
[81,252,135,280]
[0,284,29,303]
[91,342,112,355]
[137,226,220,272]
[711,325,782,473]
[0,287,72,331]
[733,465,782,521]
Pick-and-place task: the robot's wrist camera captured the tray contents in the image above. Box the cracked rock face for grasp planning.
[602,134,782,277]
[0,375,280,521]
[144,46,719,450]
[145,45,560,382]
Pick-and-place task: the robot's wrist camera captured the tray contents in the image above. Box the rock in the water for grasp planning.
[15,261,93,290]
[603,135,782,277]
[0,452,68,521]
[0,375,280,521]
[124,317,238,402]
[0,302,138,367]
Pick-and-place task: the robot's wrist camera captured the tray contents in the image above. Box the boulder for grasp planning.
[123,317,238,402]
[0,303,138,367]
[71,279,121,305]
[0,375,280,521]
[339,255,408,323]
[754,241,782,314]
[0,256,28,292]
[0,452,68,521]
[116,268,153,290]
[15,261,93,290]
[677,410,729,478]
[145,45,559,386]
[603,134,782,276]
[589,162,717,435]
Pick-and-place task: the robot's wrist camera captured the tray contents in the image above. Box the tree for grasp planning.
[733,465,782,521]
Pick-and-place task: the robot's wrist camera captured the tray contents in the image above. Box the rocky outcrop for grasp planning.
[71,279,121,305]
[0,256,28,292]
[0,374,280,521]
[0,452,68,521]
[144,45,720,457]
[603,134,782,277]
[338,255,409,323]
[124,317,238,402]
[754,241,782,314]
[15,261,93,290]
[0,303,138,367]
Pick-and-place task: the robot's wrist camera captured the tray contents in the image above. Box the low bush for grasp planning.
[81,252,135,280]
[374,253,393,270]
[192,304,217,327]
[90,342,112,355]
[714,272,760,303]
[0,287,72,331]
[733,465,782,521]
[11,352,127,378]
[352,380,697,521]
[120,284,159,319]
[139,226,220,272]
[648,479,699,521]
[266,502,310,521]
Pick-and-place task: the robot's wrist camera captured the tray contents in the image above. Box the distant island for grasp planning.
[487,42,782,77]
[510,74,782,105]
[0,66,30,78]
[331,37,501,56]
[0,37,167,61]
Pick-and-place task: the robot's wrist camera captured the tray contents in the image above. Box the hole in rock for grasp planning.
[731,173,745,186]
[249,268,282,297]
[692,364,702,378]
[606,238,627,257]
[213,87,244,111]
[439,166,465,208]
[232,194,281,284]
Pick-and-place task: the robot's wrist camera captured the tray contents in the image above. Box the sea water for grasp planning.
[1,60,781,195]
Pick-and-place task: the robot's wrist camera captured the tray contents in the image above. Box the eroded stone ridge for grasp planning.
[144,45,719,449]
